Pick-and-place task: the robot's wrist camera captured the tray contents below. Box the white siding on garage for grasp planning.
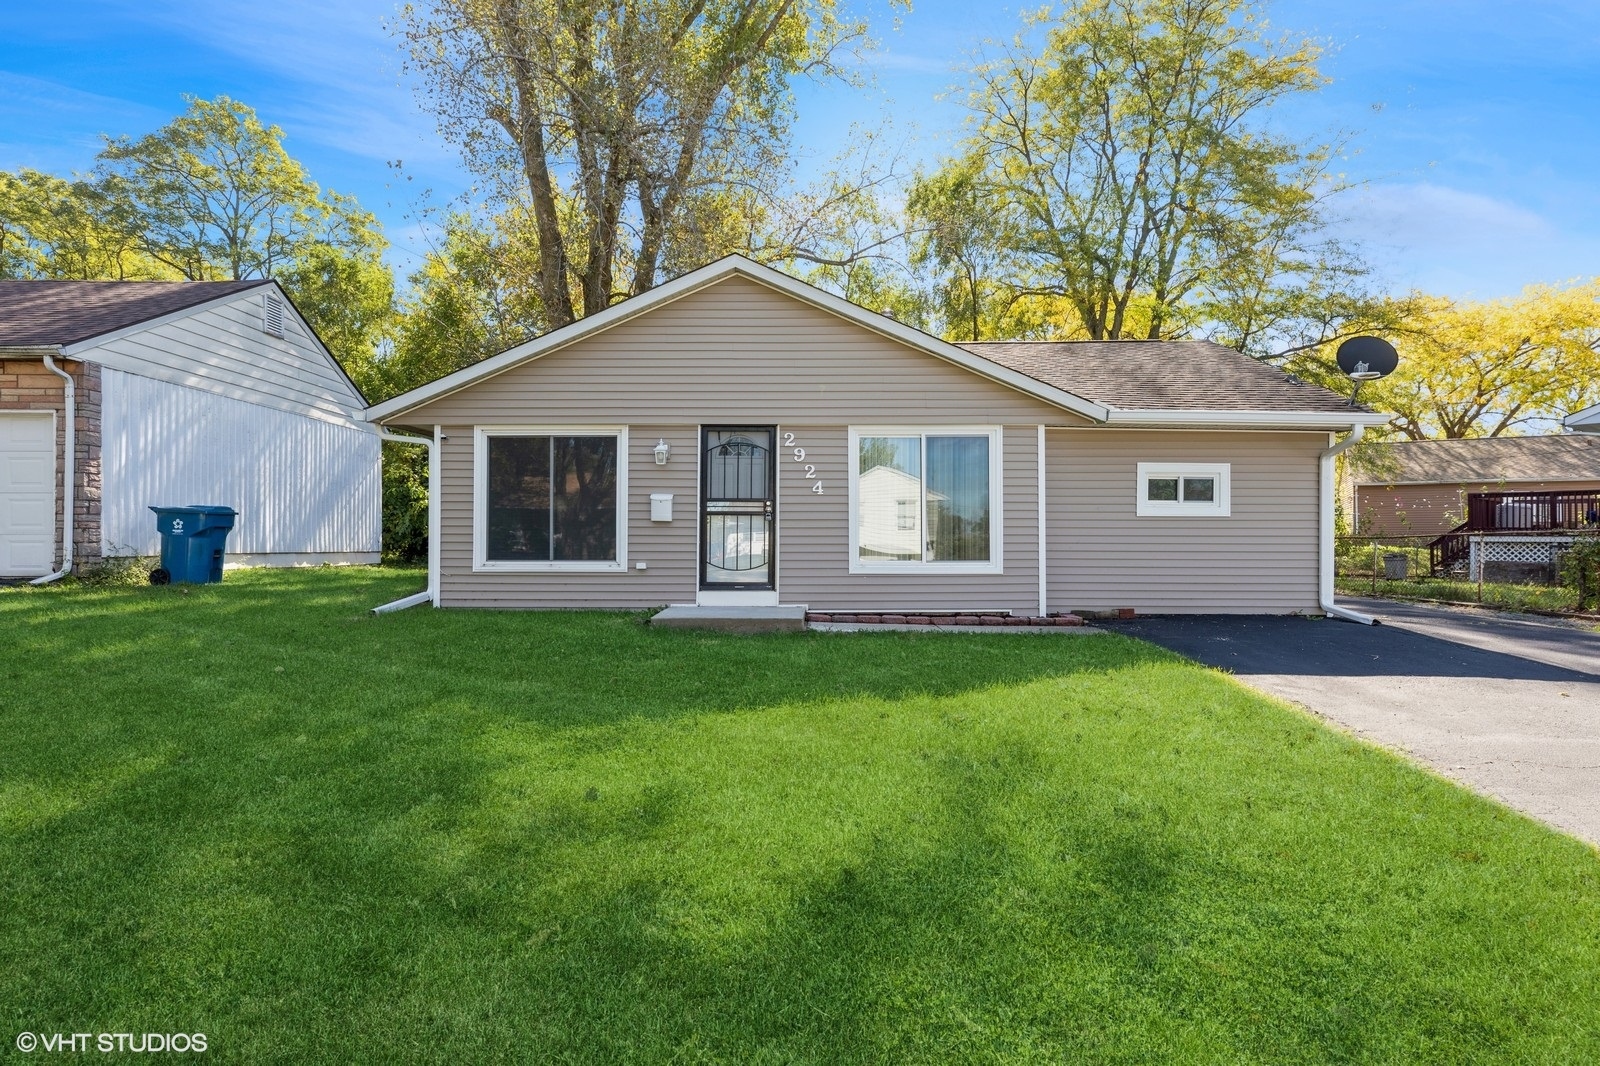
[100,368,380,559]
[72,287,365,426]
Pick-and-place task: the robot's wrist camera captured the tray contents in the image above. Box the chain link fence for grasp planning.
[1335,534,1585,612]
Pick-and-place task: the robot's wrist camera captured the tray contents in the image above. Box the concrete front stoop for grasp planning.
[650,604,809,633]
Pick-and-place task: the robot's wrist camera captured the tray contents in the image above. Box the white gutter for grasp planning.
[29,356,75,585]
[1105,409,1394,429]
[1319,425,1377,625]
[370,427,439,613]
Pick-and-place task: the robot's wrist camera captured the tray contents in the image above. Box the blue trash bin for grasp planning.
[149,506,238,585]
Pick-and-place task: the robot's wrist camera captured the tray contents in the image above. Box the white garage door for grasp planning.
[0,413,57,577]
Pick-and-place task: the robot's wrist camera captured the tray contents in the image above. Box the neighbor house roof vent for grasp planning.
[262,293,286,339]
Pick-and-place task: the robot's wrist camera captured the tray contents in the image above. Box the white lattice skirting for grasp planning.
[1466,535,1577,580]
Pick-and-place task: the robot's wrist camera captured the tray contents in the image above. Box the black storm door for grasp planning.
[700,427,776,589]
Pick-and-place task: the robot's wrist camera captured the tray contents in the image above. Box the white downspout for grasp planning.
[1037,424,1047,617]
[29,355,74,585]
[370,428,439,613]
[1319,424,1377,625]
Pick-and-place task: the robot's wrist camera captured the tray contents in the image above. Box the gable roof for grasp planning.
[366,256,1385,430]
[960,340,1357,414]
[0,280,272,348]
[1351,434,1600,485]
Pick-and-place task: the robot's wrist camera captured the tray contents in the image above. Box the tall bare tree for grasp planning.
[397,0,890,327]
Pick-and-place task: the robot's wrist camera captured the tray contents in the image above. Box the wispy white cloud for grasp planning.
[0,72,167,169]
[110,0,461,173]
[1337,182,1598,298]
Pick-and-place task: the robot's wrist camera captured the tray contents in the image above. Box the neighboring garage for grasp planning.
[0,412,55,576]
[0,280,381,579]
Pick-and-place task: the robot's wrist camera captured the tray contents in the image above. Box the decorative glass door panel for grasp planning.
[701,427,775,589]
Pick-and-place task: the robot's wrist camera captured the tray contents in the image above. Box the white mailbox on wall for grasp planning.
[649,493,673,522]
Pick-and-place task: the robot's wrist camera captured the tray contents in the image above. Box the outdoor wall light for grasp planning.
[654,439,671,465]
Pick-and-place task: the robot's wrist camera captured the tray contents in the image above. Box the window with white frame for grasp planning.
[1136,462,1230,517]
[475,428,627,569]
[850,427,1002,571]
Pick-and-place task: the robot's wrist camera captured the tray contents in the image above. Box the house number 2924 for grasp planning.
[783,431,824,494]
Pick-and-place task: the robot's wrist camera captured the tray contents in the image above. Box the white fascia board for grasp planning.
[1565,400,1600,429]
[1102,408,1393,430]
[56,281,275,358]
[364,256,1112,424]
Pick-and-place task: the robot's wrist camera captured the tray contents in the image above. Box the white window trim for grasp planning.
[1136,462,1231,517]
[473,425,629,572]
[848,425,1004,575]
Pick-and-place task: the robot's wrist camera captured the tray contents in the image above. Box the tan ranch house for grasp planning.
[366,257,1388,620]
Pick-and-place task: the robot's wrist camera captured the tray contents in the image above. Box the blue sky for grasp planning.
[3,0,1596,298]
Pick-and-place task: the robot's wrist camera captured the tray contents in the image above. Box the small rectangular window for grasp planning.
[1136,463,1230,516]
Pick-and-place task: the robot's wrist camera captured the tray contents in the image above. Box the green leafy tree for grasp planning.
[0,169,174,280]
[906,160,1007,341]
[98,95,381,283]
[370,213,550,559]
[1296,282,1600,440]
[926,0,1380,354]
[276,242,396,384]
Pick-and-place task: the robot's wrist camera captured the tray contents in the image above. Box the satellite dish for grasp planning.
[1336,336,1399,381]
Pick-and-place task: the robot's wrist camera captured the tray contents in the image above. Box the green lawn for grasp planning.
[2,568,1597,1063]
[1336,574,1581,613]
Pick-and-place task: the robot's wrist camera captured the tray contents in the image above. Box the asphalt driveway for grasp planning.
[1110,602,1600,847]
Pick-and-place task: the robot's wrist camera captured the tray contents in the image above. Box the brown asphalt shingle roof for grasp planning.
[0,279,270,347]
[1351,435,1600,484]
[959,339,1358,412]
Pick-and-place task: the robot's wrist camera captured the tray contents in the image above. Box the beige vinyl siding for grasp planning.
[400,276,1083,427]
[1048,429,1323,614]
[438,422,1044,612]
[417,275,1075,610]
[74,289,365,425]
[1353,479,1600,537]
[777,425,1039,614]
[439,424,699,608]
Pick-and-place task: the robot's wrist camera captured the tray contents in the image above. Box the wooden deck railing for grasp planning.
[1429,490,1600,574]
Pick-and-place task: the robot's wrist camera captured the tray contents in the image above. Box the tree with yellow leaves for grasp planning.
[1291,280,1600,439]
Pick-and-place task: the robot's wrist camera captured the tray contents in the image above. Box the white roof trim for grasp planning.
[55,281,275,358]
[365,256,1110,424]
[1103,409,1393,430]
[1565,400,1600,428]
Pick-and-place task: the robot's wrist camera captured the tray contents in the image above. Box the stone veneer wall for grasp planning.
[0,358,102,571]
